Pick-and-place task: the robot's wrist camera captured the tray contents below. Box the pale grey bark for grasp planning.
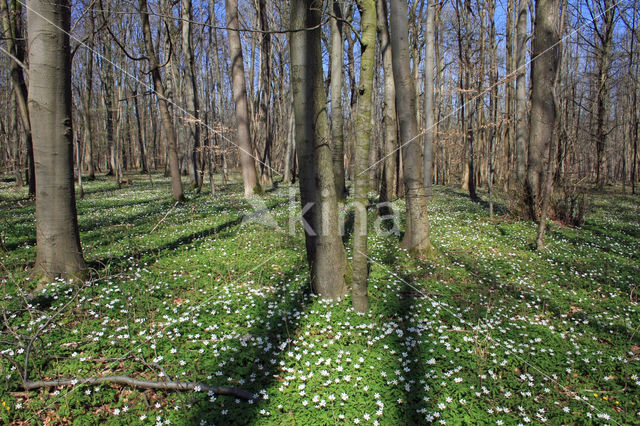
[389,0,433,255]
[27,0,87,282]
[515,0,528,188]
[330,0,346,200]
[226,0,262,197]
[423,0,436,198]
[376,0,397,207]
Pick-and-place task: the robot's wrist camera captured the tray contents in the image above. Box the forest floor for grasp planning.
[0,174,639,425]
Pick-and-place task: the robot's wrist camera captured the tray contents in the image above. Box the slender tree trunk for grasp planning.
[330,0,347,200]
[182,0,202,191]
[376,0,397,209]
[423,0,436,198]
[390,0,433,255]
[514,0,528,199]
[1,0,35,197]
[593,0,615,189]
[352,0,376,313]
[27,0,86,283]
[226,0,262,197]
[139,0,184,201]
[488,0,498,217]
[290,0,347,300]
[525,0,560,221]
[284,111,295,183]
[256,0,273,188]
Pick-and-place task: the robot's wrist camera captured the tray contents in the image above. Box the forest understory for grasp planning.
[1,175,638,425]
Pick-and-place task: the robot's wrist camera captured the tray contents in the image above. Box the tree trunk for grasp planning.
[514,0,528,198]
[226,0,262,197]
[290,0,347,300]
[256,0,273,188]
[182,0,202,191]
[525,0,560,221]
[593,0,615,189]
[27,0,87,283]
[352,0,376,313]
[376,0,397,208]
[330,0,347,200]
[139,0,184,201]
[1,0,35,197]
[423,0,436,199]
[487,0,498,217]
[389,0,434,255]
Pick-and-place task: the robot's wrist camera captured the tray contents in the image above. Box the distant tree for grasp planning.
[27,0,87,283]
[181,0,203,191]
[290,0,347,300]
[1,0,35,197]
[139,0,184,201]
[226,0,262,197]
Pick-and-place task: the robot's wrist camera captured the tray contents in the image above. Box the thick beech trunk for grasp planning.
[27,0,87,282]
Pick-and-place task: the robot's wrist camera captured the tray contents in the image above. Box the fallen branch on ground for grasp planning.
[24,375,255,400]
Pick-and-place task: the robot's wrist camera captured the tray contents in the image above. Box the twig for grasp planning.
[150,201,179,233]
[23,376,255,400]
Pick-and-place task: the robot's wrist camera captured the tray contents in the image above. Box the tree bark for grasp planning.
[352,0,376,313]
[290,0,347,300]
[593,0,615,189]
[27,0,87,283]
[423,0,436,198]
[139,0,184,201]
[376,0,397,208]
[514,0,528,198]
[330,0,347,200]
[226,0,262,197]
[389,0,434,255]
[182,0,202,191]
[1,0,35,197]
[525,0,560,221]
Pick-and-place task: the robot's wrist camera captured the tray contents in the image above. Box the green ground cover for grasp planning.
[1,176,638,424]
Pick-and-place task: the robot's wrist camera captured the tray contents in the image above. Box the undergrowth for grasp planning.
[0,175,638,425]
